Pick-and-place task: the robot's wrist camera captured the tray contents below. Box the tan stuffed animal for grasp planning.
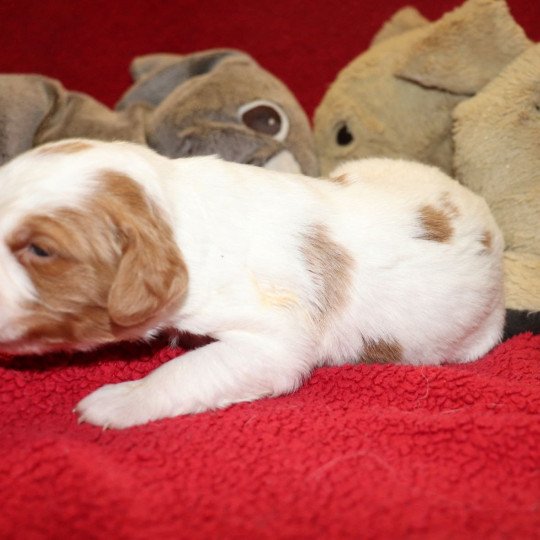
[453,44,540,315]
[314,0,539,335]
[0,50,318,175]
[314,0,531,176]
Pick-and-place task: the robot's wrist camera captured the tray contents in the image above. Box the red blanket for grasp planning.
[1,0,539,538]
[1,334,539,538]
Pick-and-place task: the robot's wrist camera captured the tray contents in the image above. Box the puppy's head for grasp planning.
[0,140,187,354]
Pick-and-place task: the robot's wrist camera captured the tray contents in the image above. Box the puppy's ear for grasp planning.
[108,223,188,328]
[103,173,188,327]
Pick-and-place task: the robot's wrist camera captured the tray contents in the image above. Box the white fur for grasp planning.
[0,140,505,428]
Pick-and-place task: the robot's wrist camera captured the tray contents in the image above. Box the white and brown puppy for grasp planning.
[0,139,504,428]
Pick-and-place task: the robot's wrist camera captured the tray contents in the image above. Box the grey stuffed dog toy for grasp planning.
[0,49,318,176]
[116,50,318,175]
[0,74,146,164]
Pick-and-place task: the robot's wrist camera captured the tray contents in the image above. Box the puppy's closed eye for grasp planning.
[28,243,53,258]
[11,238,58,265]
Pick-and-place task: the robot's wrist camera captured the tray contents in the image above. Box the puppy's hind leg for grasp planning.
[451,304,505,363]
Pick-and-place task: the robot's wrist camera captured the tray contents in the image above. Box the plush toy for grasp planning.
[313,0,531,176]
[452,43,540,325]
[0,49,318,175]
[0,74,147,165]
[116,50,318,175]
[314,0,538,335]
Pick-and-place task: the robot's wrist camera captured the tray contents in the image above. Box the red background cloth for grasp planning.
[3,0,539,116]
[1,1,539,539]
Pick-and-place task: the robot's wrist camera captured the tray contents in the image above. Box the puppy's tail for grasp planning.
[503,309,540,340]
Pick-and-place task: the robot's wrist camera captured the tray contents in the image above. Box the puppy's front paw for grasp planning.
[75,380,164,429]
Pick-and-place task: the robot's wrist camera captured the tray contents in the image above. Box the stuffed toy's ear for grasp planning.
[116,50,242,110]
[129,53,188,80]
[370,7,429,46]
[0,75,61,165]
[396,0,531,95]
[34,90,146,146]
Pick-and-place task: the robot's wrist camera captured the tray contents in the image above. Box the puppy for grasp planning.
[0,139,504,428]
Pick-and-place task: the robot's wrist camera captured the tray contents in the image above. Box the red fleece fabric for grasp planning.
[1,1,539,539]
[1,335,539,539]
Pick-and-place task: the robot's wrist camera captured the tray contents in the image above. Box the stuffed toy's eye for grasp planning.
[336,123,354,146]
[238,100,289,141]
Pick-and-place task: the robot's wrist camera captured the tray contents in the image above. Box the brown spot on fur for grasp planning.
[362,338,403,364]
[301,223,354,325]
[418,204,454,243]
[8,171,187,349]
[480,230,493,252]
[330,173,349,185]
[36,141,93,155]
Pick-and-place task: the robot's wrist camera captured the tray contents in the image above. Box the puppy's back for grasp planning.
[322,158,504,365]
